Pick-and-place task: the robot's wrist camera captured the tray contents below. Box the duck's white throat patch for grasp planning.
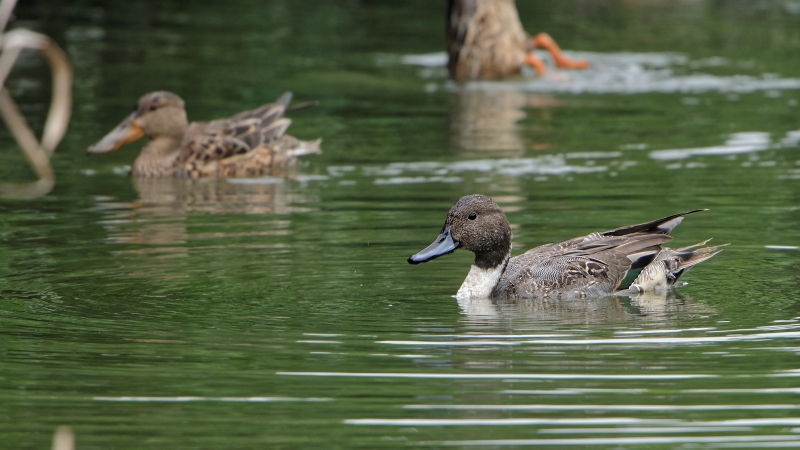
[455,255,510,300]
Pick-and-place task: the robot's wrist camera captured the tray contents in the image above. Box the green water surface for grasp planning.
[2,1,800,448]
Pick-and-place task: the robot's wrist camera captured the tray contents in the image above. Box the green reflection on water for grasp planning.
[1,0,800,448]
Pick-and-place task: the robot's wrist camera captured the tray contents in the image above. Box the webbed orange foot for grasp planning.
[533,32,589,70]
[525,52,547,76]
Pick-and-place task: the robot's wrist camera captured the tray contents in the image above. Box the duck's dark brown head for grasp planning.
[408,194,512,269]
[88,91,188,154]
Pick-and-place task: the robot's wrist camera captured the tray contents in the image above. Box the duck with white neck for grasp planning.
[408,194,726,300]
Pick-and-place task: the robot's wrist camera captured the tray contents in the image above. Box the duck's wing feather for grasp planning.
[519,209,704,264]
[174,93,294,172]
[496,249,632,300]
[497,233,675,299]
[601,209,705,237]
[226,92,292,122]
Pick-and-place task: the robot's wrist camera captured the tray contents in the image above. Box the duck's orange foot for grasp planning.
[533,32,589,70]
[525,52,547,76]
[555,57,589,70]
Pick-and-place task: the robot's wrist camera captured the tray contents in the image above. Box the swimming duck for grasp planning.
[408,195,725,300]
[447,0,589,81]
[88,91,321,177]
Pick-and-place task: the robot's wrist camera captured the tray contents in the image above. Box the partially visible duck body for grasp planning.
[621,239,725,295]
[447,0,589,81]
[408,195,726,300]
[88,91,321,178]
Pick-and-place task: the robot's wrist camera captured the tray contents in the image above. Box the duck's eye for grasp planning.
[149,104,158,111]
[468,212,477,220]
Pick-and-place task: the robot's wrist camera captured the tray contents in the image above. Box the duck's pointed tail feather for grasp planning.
[286,100,319,113]
[614,234,674,270]
[261,118,292,144]
[672,240,729,273]
[287,138,322,157]
[625,239,728,294]
[603,209,707,237]
[275,92,293,108]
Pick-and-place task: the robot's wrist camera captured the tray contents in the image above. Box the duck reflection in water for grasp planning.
[457,291,716,324]
[97,177,316,246]
[449,89,561,156]
[130,177,316,217]
[92,177,317,284]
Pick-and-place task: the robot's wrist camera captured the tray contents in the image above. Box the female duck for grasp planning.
[408,195,725,300]
[88,91,321,177]
[448,0,589,80]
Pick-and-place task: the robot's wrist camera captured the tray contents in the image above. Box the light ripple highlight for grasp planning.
[538,427,753,434]
[346,418,671,426]
[404,404,800,411]
[278,372,714,380]
[377,330,800,346]
[347,418,800,427]
[435,436,800,446]
[94,396,330,402]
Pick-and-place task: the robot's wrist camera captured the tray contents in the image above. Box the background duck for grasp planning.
[408,195,726,300]
[88,91,321,177]
[447,0,589,80]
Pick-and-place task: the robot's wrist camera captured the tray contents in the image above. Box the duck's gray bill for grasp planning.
[408,227,460,265]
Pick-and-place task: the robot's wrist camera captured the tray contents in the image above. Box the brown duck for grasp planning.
[447,0,589,81]
[408,195,726,300]
[88,91,321,177]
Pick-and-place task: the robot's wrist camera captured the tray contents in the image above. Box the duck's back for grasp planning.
[173,93,306,177]
[447,0,529,81]
[491,211,706,299]
[493,233,669,299]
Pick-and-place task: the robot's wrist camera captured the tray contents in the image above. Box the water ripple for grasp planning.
[377,330,800,347]
[402,51,800,94]
[404,404,800,411]
[434,436,800,446]
[278,372,715,380]
[94,396,330,402]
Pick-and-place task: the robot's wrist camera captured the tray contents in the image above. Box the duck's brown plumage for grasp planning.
[447,0,589,81]
[409,195,725,300]
[88,91,321,178]
[493,212,697,299]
